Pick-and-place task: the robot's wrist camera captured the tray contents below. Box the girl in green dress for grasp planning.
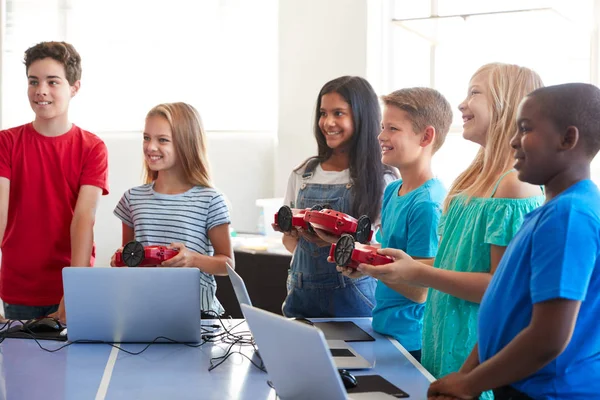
[357,63,545,397]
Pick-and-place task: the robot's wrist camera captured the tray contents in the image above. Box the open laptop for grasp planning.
[226,263,252,308]
[241,304,396,400]
[226,264,372,369]
[62,267,202,343]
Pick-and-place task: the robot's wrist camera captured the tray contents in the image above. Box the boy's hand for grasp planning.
[357,248,423,284]
[313,228,339,244]
[297,228,331,248]
[162,243,195,268]
[329,256,365,279]
[110,247,124,267]
[48,298,67,324]
[427,373,478,399]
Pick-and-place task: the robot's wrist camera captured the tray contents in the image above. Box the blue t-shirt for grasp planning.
[372,178,446,351]
[479,180,600,399]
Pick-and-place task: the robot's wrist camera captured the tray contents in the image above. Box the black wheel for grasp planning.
[122,241,145,267]
[277,206,293,232]
[306,205,323,234]
[354,215,372,244]
[335,234,355,266]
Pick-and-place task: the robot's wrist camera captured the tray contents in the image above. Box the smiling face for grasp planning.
[143,115,179,175]
[27,57,79,125]
[378,105,427,169]
[511,96,563,185]
[318,92,355,151]
[458,71,491,146]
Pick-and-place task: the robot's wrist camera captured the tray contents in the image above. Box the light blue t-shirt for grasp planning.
[479,180,600,399]
[372,178,446,351]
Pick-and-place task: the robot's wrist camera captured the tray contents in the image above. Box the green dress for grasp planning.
[421,172,543,399]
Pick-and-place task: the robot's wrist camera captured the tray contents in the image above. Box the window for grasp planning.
[2,0,277,133]
[386,0,597,186]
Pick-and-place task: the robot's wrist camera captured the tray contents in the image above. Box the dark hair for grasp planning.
[528,83,600,157]
[24,42,82,85]
[381,87,453,153]
[305,76,394,221]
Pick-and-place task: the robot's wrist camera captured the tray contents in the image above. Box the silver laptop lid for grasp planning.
[241,304,347,400]
[63,267,202,343]
[226,263,252,307]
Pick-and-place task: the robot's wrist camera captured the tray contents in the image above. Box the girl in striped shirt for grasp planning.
[111,102,233,315]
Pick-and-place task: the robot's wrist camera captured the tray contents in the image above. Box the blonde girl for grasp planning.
[112,102,233,315]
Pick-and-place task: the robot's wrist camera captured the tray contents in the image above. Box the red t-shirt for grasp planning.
[0,123,109,306]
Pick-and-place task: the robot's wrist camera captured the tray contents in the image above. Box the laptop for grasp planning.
[226,263,252,308]
[62,267,202,343]
[241,304,396,400]
[226,264,371,369]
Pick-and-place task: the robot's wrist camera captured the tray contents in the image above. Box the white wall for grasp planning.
[95,0,373,264]
[275,0,369,196]
[94,131,275,266]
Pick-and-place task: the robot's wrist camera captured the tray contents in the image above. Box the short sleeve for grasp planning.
[283,169,300,208]
[113,190,133,227]
[81,141,109,195]
[206,192,231,231]
[484,198,542,246]
[531,207,600,303]
[375,180,400,231]
[406,200,442,258]
[0,130,13,179]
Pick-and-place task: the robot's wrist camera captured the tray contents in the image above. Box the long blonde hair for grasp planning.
[143,102,212,188]
[444,63,543,210]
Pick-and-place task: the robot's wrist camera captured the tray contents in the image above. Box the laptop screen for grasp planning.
[226,263,253,307]
[62,267,202,343]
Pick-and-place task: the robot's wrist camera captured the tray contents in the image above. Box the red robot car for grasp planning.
[273,204,327,233]
[304,208,372,244]
[113,241,179,267]
[330,234,393,269]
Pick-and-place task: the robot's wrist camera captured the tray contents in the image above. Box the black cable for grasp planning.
[209,348,266,372]
[1,312,262,370]
[266,380,280,399]
[201,310,265,373]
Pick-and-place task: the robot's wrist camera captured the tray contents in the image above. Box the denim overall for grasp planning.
[282,159,377,318]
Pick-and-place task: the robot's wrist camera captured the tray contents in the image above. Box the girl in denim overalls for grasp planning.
[281,76,397,318]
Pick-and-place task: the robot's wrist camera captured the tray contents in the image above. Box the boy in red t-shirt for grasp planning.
[0,41,109,322]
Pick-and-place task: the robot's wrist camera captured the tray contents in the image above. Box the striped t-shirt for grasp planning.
[113,183,230,314]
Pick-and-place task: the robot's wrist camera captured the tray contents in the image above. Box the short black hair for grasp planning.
[528,83,600,157]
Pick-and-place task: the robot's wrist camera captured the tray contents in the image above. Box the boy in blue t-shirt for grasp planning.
[337,88,452,361]
[428,83,600,400]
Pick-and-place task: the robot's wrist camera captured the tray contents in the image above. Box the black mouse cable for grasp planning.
[10,330,211,355]
[0,320,21,344]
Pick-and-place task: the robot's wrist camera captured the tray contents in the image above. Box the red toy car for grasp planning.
[304,209,372,244]
[330,234,393,269]
[113,241,179,267]
[273,206,309,232]
[274,205,327,233]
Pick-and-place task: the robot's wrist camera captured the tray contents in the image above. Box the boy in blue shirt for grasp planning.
[337,87,452,361]
[428,83,600,400]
